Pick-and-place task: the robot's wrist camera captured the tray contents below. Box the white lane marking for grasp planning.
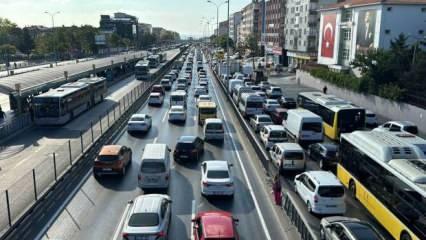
[190,200,196,240]
[111,203,131,240]
[162,109,169,123]
[209,68,272,240]
[153,137,158,143]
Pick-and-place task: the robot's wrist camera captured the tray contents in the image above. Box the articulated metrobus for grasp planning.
[135,60,151,80]
[338,131,426,240]
[297,92,365,140]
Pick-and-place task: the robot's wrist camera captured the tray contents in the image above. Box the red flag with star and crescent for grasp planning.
[321,14,336,58]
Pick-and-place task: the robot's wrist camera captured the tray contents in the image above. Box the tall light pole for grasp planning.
[226,0,230,76]
[45,11,60,65]
[206,0,228,39]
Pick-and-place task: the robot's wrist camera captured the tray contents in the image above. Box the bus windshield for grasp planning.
[200,108,216,114]
[338,109,365,133]
[34,98,60,118]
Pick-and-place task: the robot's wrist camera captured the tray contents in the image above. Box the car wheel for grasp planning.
[349,180,356,199]
[320,226,326,240]
[307,201,313,213]
[400,232,412,240]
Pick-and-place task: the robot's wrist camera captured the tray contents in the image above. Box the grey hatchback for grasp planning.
[320,216,384,240]
[122,194,171,240]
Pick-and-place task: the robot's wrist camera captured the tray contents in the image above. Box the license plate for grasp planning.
[180,155,188,158]
[102,168,112,171]
[326,205,337,208]
[147,177,158,183]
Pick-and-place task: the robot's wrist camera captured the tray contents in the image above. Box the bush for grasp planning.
[378,83,405,101]
[309,68,362,92]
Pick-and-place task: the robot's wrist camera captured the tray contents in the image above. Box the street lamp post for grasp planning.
[226,0,230,77]
[44,11,60,65]
[206,0,228,39]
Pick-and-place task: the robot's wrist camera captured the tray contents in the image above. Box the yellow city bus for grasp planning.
[297,92,365,140]
[338,131,426,240]
[198,101,217,125]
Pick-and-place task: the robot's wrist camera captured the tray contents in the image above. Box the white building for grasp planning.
[317,0,426,68]
[229,12,243,42]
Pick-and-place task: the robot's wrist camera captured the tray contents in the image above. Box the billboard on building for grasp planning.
[320,13,337,58]
[356,9,377,54]
[95,34,107,45]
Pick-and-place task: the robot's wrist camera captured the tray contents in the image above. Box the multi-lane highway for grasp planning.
[43,52,300,240]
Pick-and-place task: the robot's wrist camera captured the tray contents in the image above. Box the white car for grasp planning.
[266,86,283,99]
[294,171,346,215]
[194,86,208,97]
[199,80,208,90]
[250,114,273,132]
[168,105,186,122]
[259,125,287,149]
[148,92,164,106]
[365,110,378,128]
[127,114,152,132]
[201,160,234,197]
[263,99,280,113]
[176,83,187,92]
[197,95,212,107]
[255,91,266,101]
[375,120,418,135]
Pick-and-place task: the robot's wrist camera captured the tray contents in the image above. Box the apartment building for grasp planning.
[229,12,243,42]
[238,0,262,46]
[264,0,286,64]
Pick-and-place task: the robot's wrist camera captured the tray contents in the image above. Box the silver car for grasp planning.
[122,194,171,240]
[320,216,384,240]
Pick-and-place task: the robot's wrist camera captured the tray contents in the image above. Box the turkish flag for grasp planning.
[321,14,336,58]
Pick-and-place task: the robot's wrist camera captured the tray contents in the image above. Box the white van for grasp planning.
[170,90,187,108]
[138,144,171,190]
[270,143,305,172]
[260,125,287,149]
[227,79,243,94]
[238,93,264,117]
[203,118,225,141]
[284,109,323,145]
[233,85,254,103]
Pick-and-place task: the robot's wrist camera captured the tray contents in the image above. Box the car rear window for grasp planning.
[258,116,271,122]
[269,131,286,138]
[207,170,229,179]
[200,108,216,114]
[404,126,418,135]
[302,122,322,132]
[345,222,381,240]
[98,155,118,162]
[206,123,223,130]
[128,213,159,227]
[130,117,145,122]
[318,186,344,197]
[150,95,160,99]
[284,152,304,160]
[141,162,166,173]
[176,142,195,150]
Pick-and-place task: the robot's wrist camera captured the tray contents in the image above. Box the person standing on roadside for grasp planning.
[272,174,282,206]
[0,105,5,120]
[323,85,328,94]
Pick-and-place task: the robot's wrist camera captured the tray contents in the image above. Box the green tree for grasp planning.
[0,44,17,67]
[19,27,34,56]
[213,35,234,50]
[108,33,122,48]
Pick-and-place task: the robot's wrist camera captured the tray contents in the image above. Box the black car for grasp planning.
[173,136,204,163]
[279,96,297,109]
[307,143,338,171]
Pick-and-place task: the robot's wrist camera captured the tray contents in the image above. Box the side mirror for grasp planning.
[228,163,234,167]
[128,200,134,204]
[168,147,172,152]
[167,199,173,203]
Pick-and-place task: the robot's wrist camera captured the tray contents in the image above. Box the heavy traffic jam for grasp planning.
[90,46,424,240]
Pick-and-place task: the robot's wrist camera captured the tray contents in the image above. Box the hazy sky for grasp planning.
[0,0,250,37]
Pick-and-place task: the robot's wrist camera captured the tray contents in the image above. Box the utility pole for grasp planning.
[226,0,230,77]
[44,11,60,65]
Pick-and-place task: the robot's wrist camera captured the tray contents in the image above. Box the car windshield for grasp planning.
[302,122,322,132]
[207,170,229,179]
[258,116,271,122]
[404,126,418,135]
[141,162,166,173]
[128,213,159,227]
[284,152,303,160]
[98,155,118,162]
[130,117,145,122]
[318,186,344,197]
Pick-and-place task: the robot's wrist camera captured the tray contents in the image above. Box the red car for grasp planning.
[192,211,239,240]
[151,84,165,96]
[269,107,288,125]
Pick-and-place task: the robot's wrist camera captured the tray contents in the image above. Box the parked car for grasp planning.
[260,125,287,149]
[200,160,234,197]
[194,86,208,97]
[127,114,152,132]
[151,84,165,96]
[263,99,280,113]
[266,86,282,99]
[307,143,338,171]
[173,136,204,163]
[320,216,384,240]
[270,108,288,125]
[365,110,379,128]
[168,105,186,122]
[375,120,418,135]
[249,114,273,132]
[196,95,212,107]
[192,211,239,240]
[94,145,132,176]
[148,92,164,106]
[279,96,297,109]
[294,171,346,215]
[122,194,171,240]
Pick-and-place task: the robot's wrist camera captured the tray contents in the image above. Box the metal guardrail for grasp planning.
[208,55,317,240]
[0,48,185,239]
[0,113,32,141]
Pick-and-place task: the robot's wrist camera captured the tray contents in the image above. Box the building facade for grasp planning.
[284,0,338,68]
[229,12,243,42]
[238,0,261,46]
[99,12,138,40]
[318,0,426,68]
[264,0,286,64]
[219,20,229,36]
[138,23,152,35]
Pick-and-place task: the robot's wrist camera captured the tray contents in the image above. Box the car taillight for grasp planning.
[314,195,319,203]
[156,231,166,238]
[122,232,129,239]
[203,181,209,187]
[226,183,233,187]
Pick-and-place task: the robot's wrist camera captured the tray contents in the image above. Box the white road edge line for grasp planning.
[153,137,158,143]
[209,67,273,240]
[190,200,196,240]
[111,203,131,240]
[162,109,169,122]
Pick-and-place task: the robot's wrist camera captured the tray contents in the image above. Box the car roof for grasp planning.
[343,221,380,239]
[131,113,147,118]
[132,194,169,214]
[170,105,184,110]
[99,145,121,156]
[256,114,271,118]
[305,171,342,186]
[204,160,229,170]
[205,118,223,124]
[266,99,279,102]
[150,92,161,96]
[317,143,338,151]
[178,135,197,143]
[199,95,211,98]
[387,121,416,126]
[199,211,235,238]
[265,125,285,131]
[275,142,303,151]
